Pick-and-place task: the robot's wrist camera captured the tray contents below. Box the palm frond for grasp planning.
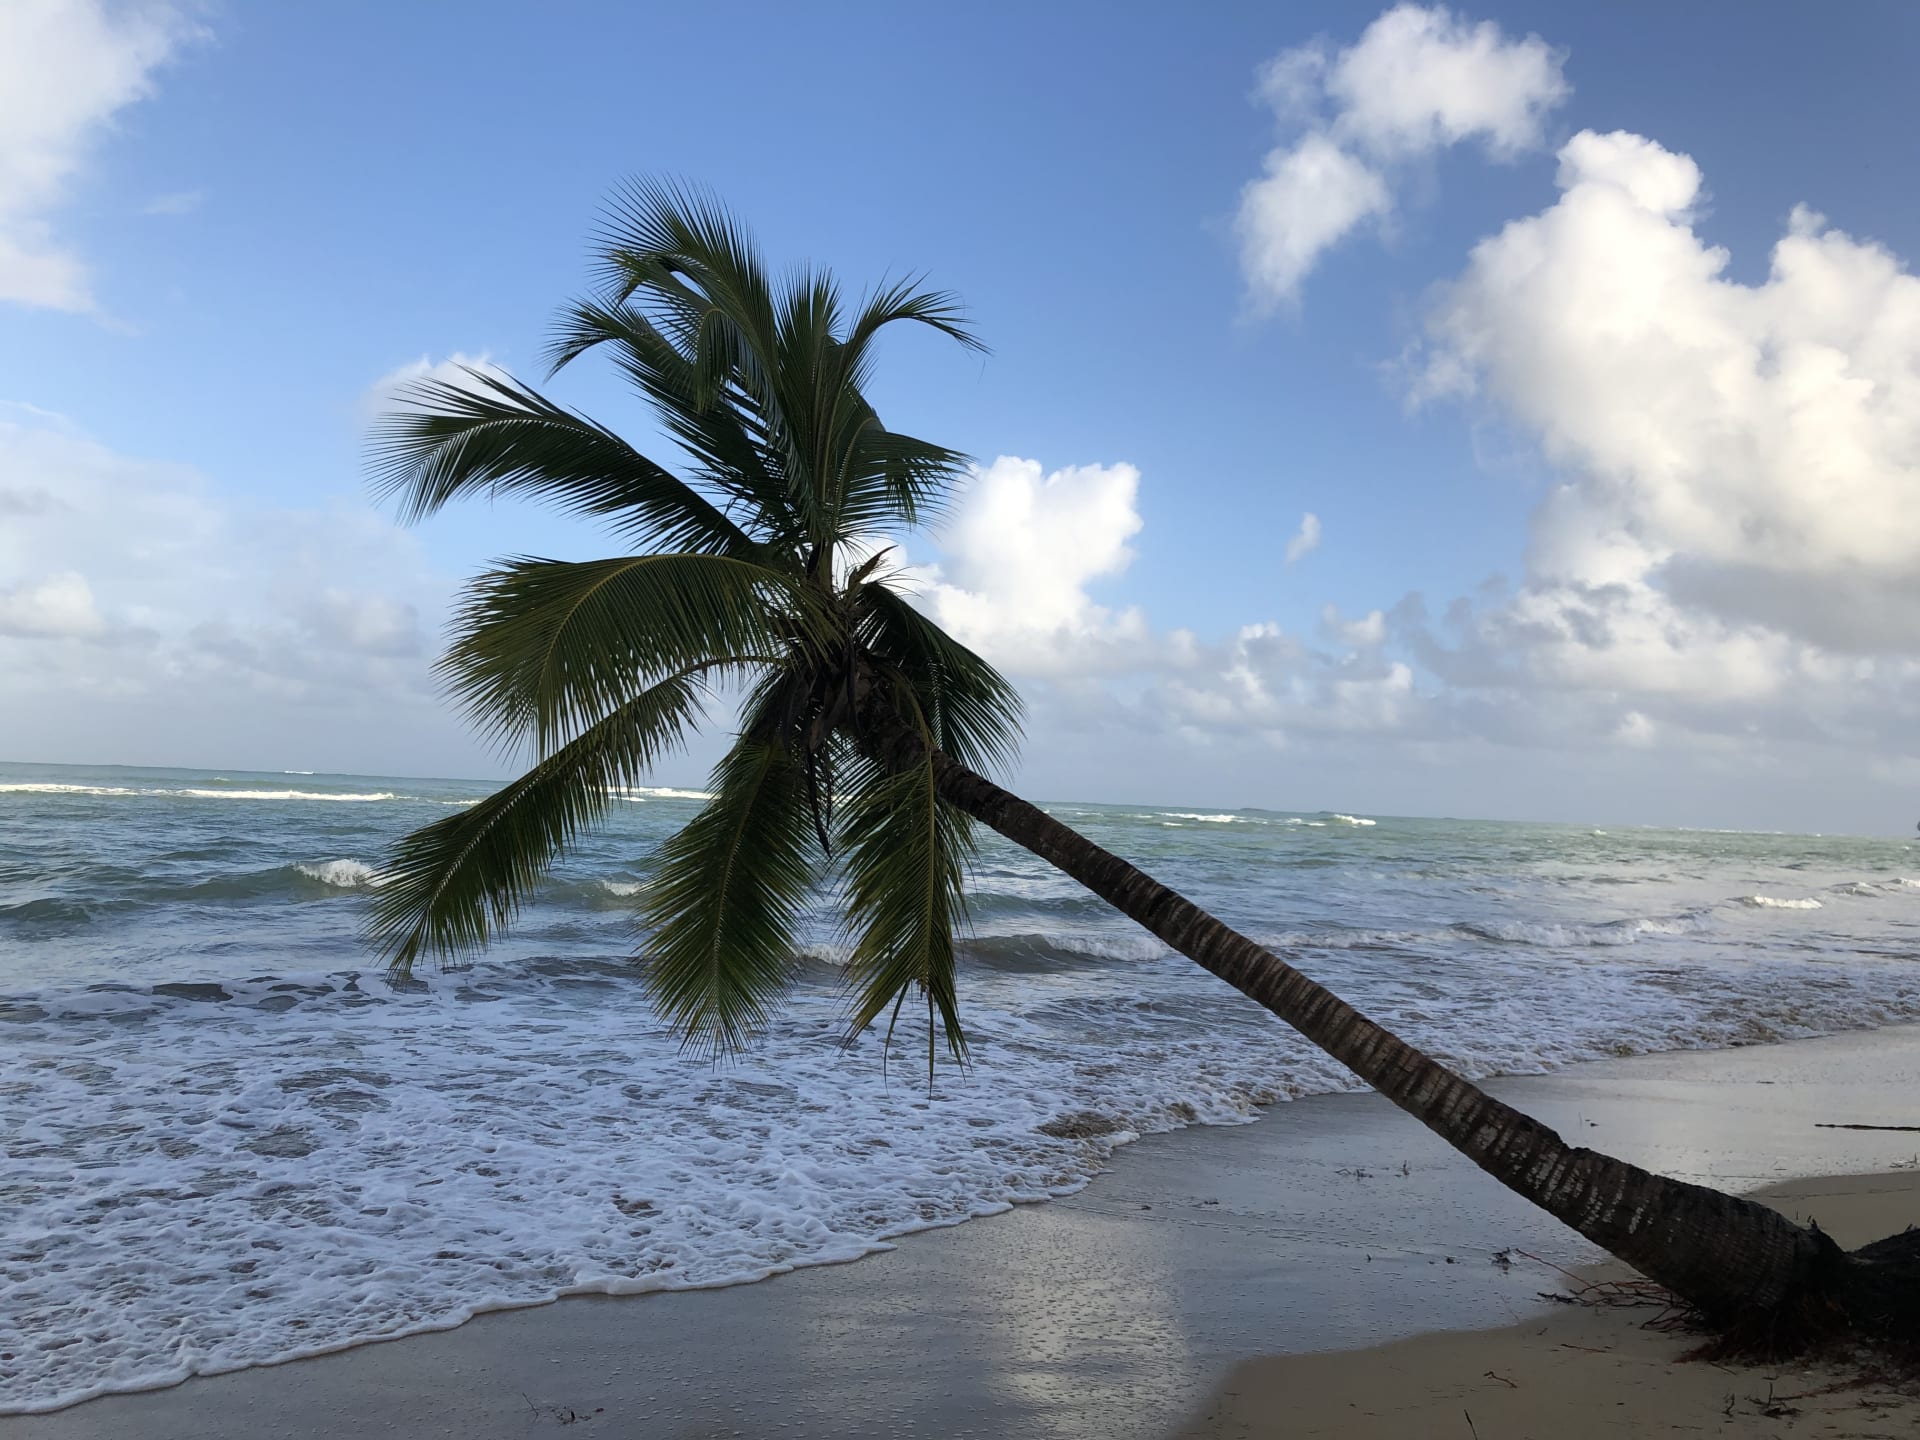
[858,584,1023,775]
[840,275,986,386]
[369,366,756,557]
[368,666,721,972]
[588,178,786,424]
[835,741,977,1068]
[442,553,815,750]
[834,421,975,534]
[639,737,818,1054]
[545,295,804,552]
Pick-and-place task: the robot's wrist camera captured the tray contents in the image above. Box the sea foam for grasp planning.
[295,860,385,889]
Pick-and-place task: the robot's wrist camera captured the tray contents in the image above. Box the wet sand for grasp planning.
[5,1025,1919,1439]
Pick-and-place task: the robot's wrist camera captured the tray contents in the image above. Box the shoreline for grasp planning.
[6,1024,1920,1438]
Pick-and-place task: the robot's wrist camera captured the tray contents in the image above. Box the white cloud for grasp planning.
[361,352,502,423]
[0,406,471,770]
[1417,128,1920,686]
[918,461,1429,748]
[1322,603,1385,648]
[1237,136,1391,306]
[1284,511,1322,565]
[0,0,200,311]
[919,456,1151,676]
[1153,623,1417,742]
[0,571,106,639]
[1237,4,1567,305]
[1324,4,1567,160]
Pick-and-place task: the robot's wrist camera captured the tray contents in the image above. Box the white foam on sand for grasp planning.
[9,921,1920,1415]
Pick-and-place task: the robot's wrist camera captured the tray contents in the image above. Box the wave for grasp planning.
[177,788,398,802]
[1452,912,1714,947]
[0,782,401,803]
[1328,814,1377,827]
[295,860,385,890]
[1738,895,1824,910]
[1164,812,1244,824]
[961,931,1171,968]
[0,782,141,796]
[610,786,714,802]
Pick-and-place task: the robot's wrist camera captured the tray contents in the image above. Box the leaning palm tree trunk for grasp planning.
[937,756,1817,1315]
[863,694,1917,1338]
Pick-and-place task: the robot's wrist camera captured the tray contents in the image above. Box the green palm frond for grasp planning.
[545,295,803,550]
[835,741,977,1067]
[841,276,986,377]
[639,738,819,1054]
[590,178,786,425]
[834,422,975,537]
[367,665,723,972]
[442,553,812,750]
[373,180,1017,1077]
[369,366,757,557]
[858,584,1023,775]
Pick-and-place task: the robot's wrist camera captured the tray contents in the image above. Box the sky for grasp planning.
[2,1,1919,834]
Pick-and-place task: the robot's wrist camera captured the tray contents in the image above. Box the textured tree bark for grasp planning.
[913,743,1918,1338]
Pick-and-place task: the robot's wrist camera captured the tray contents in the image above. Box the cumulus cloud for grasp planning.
[1284,512,1322,565]
[1237,4,1566,306]
[1414,129,1920,686]
[1321,603,1385,648]
[1378,126,1920,782]
[0,0,201,311]
[918,456,1153,676]
[916,460,1423,749]
[0,405,471,770]
[1152,623,1418,743]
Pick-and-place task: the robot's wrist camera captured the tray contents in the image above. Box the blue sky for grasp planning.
[3,1,1919,833]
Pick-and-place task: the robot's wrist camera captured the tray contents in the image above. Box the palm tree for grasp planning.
[368,183,1915,1344]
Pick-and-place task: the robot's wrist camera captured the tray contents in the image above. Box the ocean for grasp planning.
[3,760,1918,1413]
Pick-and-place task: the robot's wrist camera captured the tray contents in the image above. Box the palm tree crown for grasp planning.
[368,182,1019,1062]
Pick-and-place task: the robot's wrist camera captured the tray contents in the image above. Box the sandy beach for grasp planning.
[1176,1169,1920,1439]
[4,1024,1918,1439]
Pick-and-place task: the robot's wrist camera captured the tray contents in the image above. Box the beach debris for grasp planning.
[1482,1369,1518,1389]
[1491,1247,1514,1270]
[1815,1122,1920,1132]
[523,1393,605,1426]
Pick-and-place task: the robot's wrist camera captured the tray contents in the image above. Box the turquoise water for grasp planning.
[3,759,1918,1411]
